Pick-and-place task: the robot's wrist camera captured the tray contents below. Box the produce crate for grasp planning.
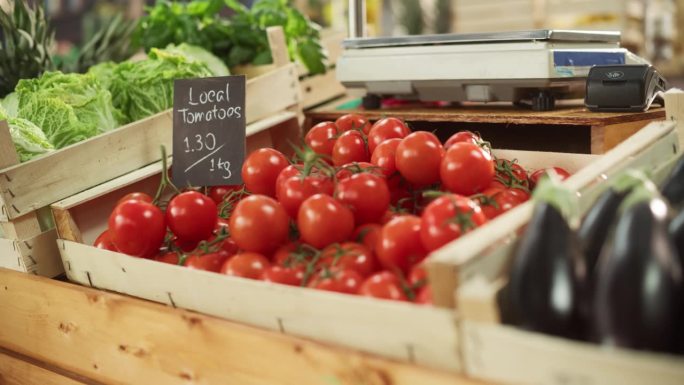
[0,26,301,277]
[56,129,676,371]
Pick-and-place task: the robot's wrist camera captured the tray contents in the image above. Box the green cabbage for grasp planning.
[156,43,231,77]
[0,92,18,117]
[15,71,123,148]
[6,117,54,162]
[0,103,6,120]
[109,50,212,122]
[87,62,118,90]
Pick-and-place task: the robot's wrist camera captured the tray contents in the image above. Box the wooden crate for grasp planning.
[0,27,301,277]
[53,140,623,372]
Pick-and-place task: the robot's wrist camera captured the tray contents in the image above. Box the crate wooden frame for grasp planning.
[0,27,301,277]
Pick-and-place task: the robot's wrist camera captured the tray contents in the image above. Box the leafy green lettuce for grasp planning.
[6,117,54,162]
[0,92,18,117]
[158,43,230,76]
[108,50,212,122]
[15,71,123,148]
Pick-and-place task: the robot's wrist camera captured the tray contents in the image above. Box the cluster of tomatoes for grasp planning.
[94,114,569,304]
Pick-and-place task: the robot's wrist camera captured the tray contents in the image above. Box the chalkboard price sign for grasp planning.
[172,75,246,187]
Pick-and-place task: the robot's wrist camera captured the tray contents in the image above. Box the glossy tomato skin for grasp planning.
[308,268,363,294]
[242,148,289,197]
[108,200,166,258]
[305,121,339,157]
[93,230,118,252]
[370,138,401,177]
[298,194,355,249]
[156,251,180,265]
[261,265,305,286]
[477,187,522,219]
[220,252,271,279]
[529,167,571,189]
[335,173,390,225]
[332,130,369,166]
[277,174,334,218]
[335,162,380,181]
[184,251,230,273]
[318,242,378,278]
[376,215,427,274]
[495,159,529,189]
[208,185,242,205]
[229,195,289,254]
[359,271,409,301]
[117,192,153,205]
[275,164,302,195]
[420,194,487,252]
[415,286,433,305]
[335,114,371,134]
[352,223,382,253]
[444,131,480,150]
[367,118,411,154]
[166,191,218,244]
[395,131,444,186]
[408,264,428,288]
[440,142,495,195]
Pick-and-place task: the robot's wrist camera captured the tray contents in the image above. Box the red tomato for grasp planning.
[370,138,401,177]
[475,187,518,219]
[215,217,230,233]
[277,174,334,218]
[335,162,381,181]
[367,118,411,154]
[117,192,153,205]
[305,121,339,157]
[376,215,427,274]
[420,194,487,252]
[242,148,289,197]
[335,114,371,134]
[108,200,166,258]
[208,185,242,205]
[318,242,378,278]
[229,195,289,254]
[308,268,363,294]
[415,286,433,305]
[408,264,428,288]
[332,130,369,166]
[335,173,390,225]
[395,131,444,186]
[93,229,118,252]
[221,252,271,279]
[358,271,409,301]
[156,251,180,265]
[440,142,494,195]
[529,167,571,189]
[352,223,382,253]
[298,194,354,249]
[166,191,218,244]
[508,188,531,202]
[261,265,305,286]
[184,251,230,273]
[444,131,480,150]
[220,237,239,255]
[173,238,199,253]
[495,159,529,189]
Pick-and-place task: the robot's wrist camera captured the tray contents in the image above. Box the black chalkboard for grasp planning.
[172,76,246,187]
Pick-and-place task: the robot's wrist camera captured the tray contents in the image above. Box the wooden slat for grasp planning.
[590,120,651,154]
[0,268,478,385]
[0,120,20,168]
[300,69,347,109]
[0,349,89,385]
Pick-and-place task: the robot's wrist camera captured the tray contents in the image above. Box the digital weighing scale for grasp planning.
[336,29,650,110]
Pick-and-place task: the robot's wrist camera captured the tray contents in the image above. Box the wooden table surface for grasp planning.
[0,268,486,385]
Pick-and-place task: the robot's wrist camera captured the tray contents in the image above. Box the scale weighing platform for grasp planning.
[336,30,649,110]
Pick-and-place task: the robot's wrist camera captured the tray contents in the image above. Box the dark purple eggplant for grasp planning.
[578,188,629,276]
[508,201,587,339]
[594,197,683,353]
[670,209,684,266]
[661,155,684,207]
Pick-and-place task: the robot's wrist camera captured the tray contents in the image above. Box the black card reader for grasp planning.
[585,64,667,112]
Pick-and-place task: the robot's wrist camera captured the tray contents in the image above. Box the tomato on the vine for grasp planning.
[415,286,433,305]
[220,252,271,279]
[529,167,571,189]
[335,173,390,225]
[475,187,522,219]
[440,142,494,195]
[229,195,289,254]
[318,242,378,278]
[370,138,401,177]
[167,191,218,244]
[156,251,180,265]
[332,130,369,166]
[305,121,339,158]
[395,131,444,186]
[335,114,371,134]
[261,265,305,286]
[495,159,529,189]
[420,194,487,252]
[444,131,480,150]
[367,117,411,154]
[352,223,382,253]
[335,162,381,181]
[242,148,289,197]
[308,267,363,294]
[184,251,230,273]
[93,229,118,252]
[376,215,427,274]
[298,194,354,249]
[208,185,242,205]
[276,174,334,218]
[358,271,409,301]
[117,192,153,205]
[108,200,166,258]
[408,264,428,288]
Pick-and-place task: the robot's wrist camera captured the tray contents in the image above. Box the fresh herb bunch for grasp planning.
[135,0,326,75]
[0,0,55,98]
